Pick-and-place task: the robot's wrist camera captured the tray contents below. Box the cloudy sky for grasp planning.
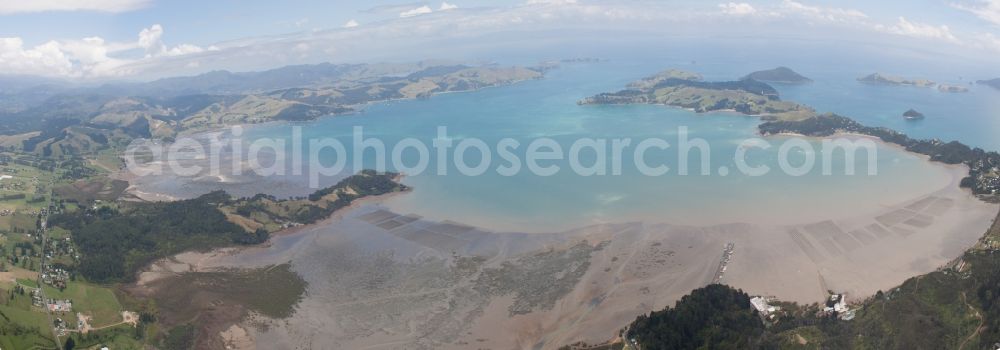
[1,0,999,80]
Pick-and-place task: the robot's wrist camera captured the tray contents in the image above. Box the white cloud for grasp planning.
[0,38,73,76]
[972,32,1000,50]
[951,0,1000,26]
[4,0,999,79]
[0,24,205,78]
[780,0,867,22]
[400,5,433,18]
[440,2,459,11]
[138,24,166,57]
[879,17,959,42]
[165,44,204,56]
[526,0,578,5]
[0,0,149,14]
[718,3,756,16]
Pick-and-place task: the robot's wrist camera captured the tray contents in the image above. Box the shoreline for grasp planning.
[172,74,546,139]
[131,176,410,285]
[111,71,1000,348]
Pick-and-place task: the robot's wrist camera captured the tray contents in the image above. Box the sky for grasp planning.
[1,0,999,80]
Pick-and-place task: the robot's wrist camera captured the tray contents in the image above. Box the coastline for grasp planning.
[131,174,409,285]
[171,74,546,139]
[111,68,1000,349]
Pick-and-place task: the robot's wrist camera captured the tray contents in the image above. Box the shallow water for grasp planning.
[223,62,961,232]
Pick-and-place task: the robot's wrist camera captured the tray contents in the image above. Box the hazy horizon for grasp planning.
[3,1,1000,81]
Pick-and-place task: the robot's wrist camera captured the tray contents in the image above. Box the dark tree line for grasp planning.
[48,191,258,283]
[759,113,1000,195]
[628,284,765,349]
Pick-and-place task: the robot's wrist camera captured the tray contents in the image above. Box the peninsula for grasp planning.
[758,114,1000,197]
[578,69,816,121]
[583,68,1000,198]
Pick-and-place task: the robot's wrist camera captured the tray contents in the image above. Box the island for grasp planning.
[858,73,936,87]
[903,108,925,120]
[977,78,1000,90]
[742,66,812,84]
[578,69,816,121]
[937,83,970,93]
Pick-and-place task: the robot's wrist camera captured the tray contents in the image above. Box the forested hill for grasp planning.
[47,170,405,283]
[627,284,765,349]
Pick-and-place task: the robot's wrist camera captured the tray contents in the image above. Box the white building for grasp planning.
[833,295,848,313]
[750,296,770,315]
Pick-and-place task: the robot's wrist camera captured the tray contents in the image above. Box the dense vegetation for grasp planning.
[759,113,1000,196]
[47,170,404,283]
[226,170,406,229]
[48,191,253,283]
[628,284,765,349]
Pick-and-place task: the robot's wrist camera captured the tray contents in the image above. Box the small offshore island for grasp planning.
[858,72,936,87]
[858,72,969,93]
[903,108,925,120]
[742,66,813,84]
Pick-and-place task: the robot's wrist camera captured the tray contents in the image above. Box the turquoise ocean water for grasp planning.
[234,61,979,232]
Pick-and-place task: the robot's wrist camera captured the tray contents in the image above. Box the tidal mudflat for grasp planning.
[122,62,999,348]
[133,160,995,349]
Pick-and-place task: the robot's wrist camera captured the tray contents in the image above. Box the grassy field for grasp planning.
[53,177,128,204]
[43,282,122,327]
[63,323,145,350]
[0,293,58,350]
[0,212,40,234]
[46,226,71,240]
[16,278,38,288]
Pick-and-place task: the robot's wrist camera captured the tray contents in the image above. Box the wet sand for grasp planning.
[133,159,995,350]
